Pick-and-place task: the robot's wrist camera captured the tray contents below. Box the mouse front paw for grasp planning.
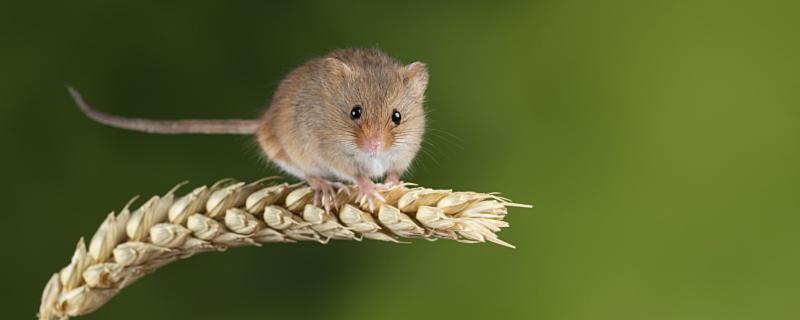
[355,176,386,212]
[306,176,345,213]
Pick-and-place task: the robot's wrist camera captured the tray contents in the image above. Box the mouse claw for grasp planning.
[355,177,386,212]
[307,176,339,213]
[323,197,332,214]
[367,198,375,212]
[313,192,321,207]
[374,191,386,203]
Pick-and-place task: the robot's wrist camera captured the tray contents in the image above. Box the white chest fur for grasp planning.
[355,153,393,178]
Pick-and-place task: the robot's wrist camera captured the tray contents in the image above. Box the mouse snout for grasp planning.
[358,127,393,155]
[365,139,382,153]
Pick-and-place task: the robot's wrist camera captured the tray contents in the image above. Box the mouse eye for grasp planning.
[391,109,401,125]
[350,105,362,120]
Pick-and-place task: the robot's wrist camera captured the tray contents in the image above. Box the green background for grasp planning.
[2,1,799,319]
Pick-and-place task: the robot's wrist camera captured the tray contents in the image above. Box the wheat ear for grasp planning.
[38,178,530,320]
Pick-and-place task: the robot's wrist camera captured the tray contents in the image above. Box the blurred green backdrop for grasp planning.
[2,1,799,319]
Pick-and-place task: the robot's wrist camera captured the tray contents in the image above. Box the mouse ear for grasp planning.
[402,62,429,98]
[322,57,353,78]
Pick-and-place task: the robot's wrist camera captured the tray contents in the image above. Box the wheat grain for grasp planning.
[37,178,530,320]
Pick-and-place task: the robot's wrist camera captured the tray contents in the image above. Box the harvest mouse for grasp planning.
[68,48,429,211]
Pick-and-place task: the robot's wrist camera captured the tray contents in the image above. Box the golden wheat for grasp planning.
[38,178,530,320]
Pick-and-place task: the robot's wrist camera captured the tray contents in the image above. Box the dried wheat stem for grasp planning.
[38,178,530,320]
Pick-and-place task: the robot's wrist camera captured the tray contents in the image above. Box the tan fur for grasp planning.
[257,48,427,182]
[68,48,427,186]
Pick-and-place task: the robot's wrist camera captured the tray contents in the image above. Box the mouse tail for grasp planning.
[67,86,259,135]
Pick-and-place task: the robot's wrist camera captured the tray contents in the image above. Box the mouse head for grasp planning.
[317,49,428,169]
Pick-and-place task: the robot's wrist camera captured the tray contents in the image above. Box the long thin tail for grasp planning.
[67,86,259,135]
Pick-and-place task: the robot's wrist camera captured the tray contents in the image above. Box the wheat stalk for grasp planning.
[37,178,530,320]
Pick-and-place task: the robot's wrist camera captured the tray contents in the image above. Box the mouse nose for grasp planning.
[364,138,383,153]
[359,127,393,154]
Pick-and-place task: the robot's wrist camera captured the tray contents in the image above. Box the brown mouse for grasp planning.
[68,48,429,211]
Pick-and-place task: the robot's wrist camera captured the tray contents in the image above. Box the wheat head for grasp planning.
[38,178,530,320]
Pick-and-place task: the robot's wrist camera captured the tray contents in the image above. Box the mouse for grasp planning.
[67,48,429,212]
